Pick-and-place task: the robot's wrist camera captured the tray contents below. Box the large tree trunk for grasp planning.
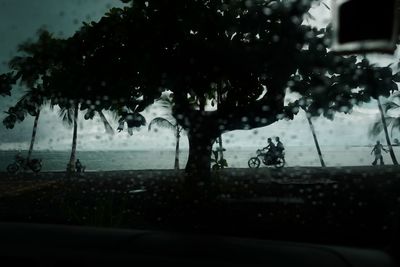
[377,98,398,165]
[27,110,40,162]
[185,129,216,182]
[67,103,79,173]
[184,128,217,203]
[306,115,326,167]
[174,127,180,170]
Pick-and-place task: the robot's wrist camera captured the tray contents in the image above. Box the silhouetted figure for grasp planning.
[15,152,25,164]
[75,159,85,173]
[275,137,285,157]
[371,141,388,166]
[264,137,276,161]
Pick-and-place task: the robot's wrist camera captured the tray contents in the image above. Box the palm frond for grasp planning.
[8,56,27,70]
[383,101,400,113]
[126,113,146,127]
[97,110,114,135]
[124,113,146,136]
[148,117,175,131]
[157,97,173,109]
[369,117,385,138]
[390,118,400,137]
[3,113,17,129]
[58,107,75,127]
[112,108,124,121]
[369,116,395,138]
[0,72,16,97]
[391,91,400,98]
[18,87,46,109]
[305,12,315,21]
[322,2,330,10]
[2,89,41,127]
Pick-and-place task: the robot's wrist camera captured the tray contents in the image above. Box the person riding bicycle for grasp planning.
[15,152,25,164]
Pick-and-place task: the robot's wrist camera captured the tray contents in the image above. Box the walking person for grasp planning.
[371,141,388,166]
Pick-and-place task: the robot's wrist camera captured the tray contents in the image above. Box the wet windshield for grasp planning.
[0,0,399,249]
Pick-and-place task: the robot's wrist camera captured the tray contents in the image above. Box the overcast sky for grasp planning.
[0,0,398,151]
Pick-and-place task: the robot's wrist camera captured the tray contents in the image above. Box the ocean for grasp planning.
[1,146,399,172]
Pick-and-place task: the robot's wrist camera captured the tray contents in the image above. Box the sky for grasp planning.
[0,0,398,151]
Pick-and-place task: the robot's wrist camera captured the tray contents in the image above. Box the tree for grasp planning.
[286,31,356,168]
[376,97,398,165]
[3,88,46,162]
[371,97,400,138]
[41,1,400,181]
[370,94,400,163]
[59,102,114,173]
[289,29,400,167]
[46,1,319,178]
[1,30,116,172]
[354,62,400,165]
[149,117,183,170]
[305,112,326,167]
[58,102,79,173]
[2,30,64,161]
[41,9,152,154]
[148,97,183,170]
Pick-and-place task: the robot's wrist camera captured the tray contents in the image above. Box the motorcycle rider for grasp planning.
[275,137,285,158]
[263,138,276,162]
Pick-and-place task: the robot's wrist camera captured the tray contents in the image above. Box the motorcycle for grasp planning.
[248,148,285,169]
[7,155,42,174]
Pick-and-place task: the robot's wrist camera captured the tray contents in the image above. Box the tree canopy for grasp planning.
[3,0,400,177]
[2,30,65,128]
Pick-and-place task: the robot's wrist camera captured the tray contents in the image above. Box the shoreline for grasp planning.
[1,165,399,174]
[2,148,400,170]
[0,145,393,152]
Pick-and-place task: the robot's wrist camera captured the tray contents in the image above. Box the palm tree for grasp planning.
[147,95,183,170]
[370,96,400,165]
[59,102,79,173]
[296,100,326,167]
[148,117,183,170]
[288,95,326,168]
[3,87,46,162]
[377,98,398,165]
[2,30,118,172]
[20,88,45,162]
[60,102,115,173]
[305,112,326,167]
[2,30,65,162]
